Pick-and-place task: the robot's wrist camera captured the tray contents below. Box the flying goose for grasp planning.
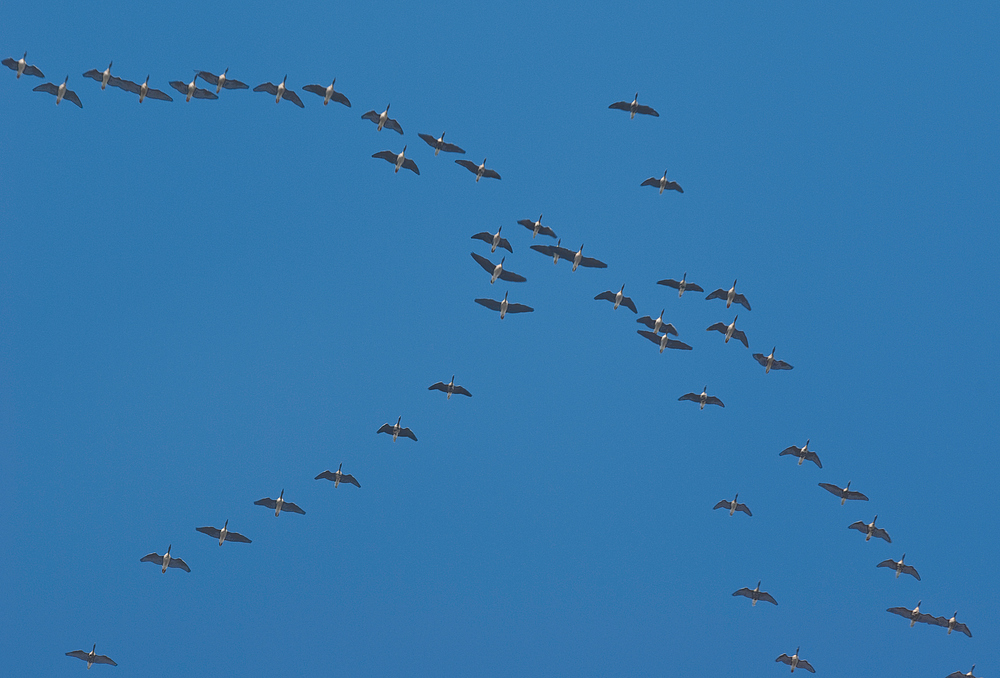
[775,647,814,673]
[887,600,934,627]
[849,515,892,543]
[678,386,724,409]
[255,489,305,516]
[113,75,173,102]
[475,291,533,319]
[779,440,822,468]
[706,315,749,347]
[471,252,526,284]
[361,104,403,133]
[706,280,751,310]
[253,76,303,107]
[471,226,512,253]
[3,52,43,79]
[714,494,752,517]
[818,481,869,504]
[456,158,501,182]
[732,581,777,606]
[372,146,419,174]
[169,75,218,102]
[637,310,677,336]
[82,61,114,89]
[302,79,351,107]
[377,416,417,442]
[565,244,608,272]
[517,215,557,239]
[418,131,465,155]
[608,93,658,118]
[946,666,980,678]
[32,76,83,108]
[753,347,793,373]
[595,284,637,312]
[657,273,703,297]
[140,545,191,573]
[637,330,691,353]
[929,612,972,637]
[530,239,571,264]
[876,554,920,580]
[640,170,683,194]
[315,463,361,488]
[428,376,472,399]
[196,520,252,545]
[66,644,117,668]
[196,68,249,93]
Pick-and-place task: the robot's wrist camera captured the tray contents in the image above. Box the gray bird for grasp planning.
[637,310,678,336]
[928,611,972,637]
[706,280,751,310]
[876,554,920,580]
[595,284,637,313]
[848,515,891,543]
[3,51,44,79]
[471,226,513,253]
[303,79,351,107]
[640,169,683,194]
[196,519,252,545]
[32,76,83,108]
[779,440,822,468]
[372,146,419,174]
[315,463,361,488]
[946,666,980,678]
[887,600,934,627]
[608,92,658,118]
[140,545,191,573]
[518,214,557,239]
[657,273,703,297]
[196,68,249,93]
[678,386,724,410]
[475,291,533,319]
[66,644,117,668]
[82,61,114,89]
[706,315,748,348]
[714,494,752,517]
[732,580,776,606]
[255,489,305,517]
[753,347,793,373]
[428,376,472,399]
[169,75,218,102]
[818,481,869,505]
[253,76,303,107]
[530,239,572,264]
[456,158,501,182]
[637,330,691,353]
[418,131,464,155]
[471,252,526,284]
[377,416,417,442]
[361,104,403,133]
[111,75,173,102]
[775,647,814,673]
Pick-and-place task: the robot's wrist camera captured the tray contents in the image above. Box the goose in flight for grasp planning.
[779,440,822,468]
[818,481,869,505]
[887,600,934,627]
[565,244,608,272]
[518,215,557,239]
[714,494,751,516]
[775,647,815,673]
[372,146,419,174]
[678,386,724,409]
[113,75,172,102]
[637,310,677,336]
[471,226,512,253]
[706,315,749,348]
[140,545,190,573]
[196,68,249,93]
[608,93,658,118]
[361,104,403,133]
[595,284,637,313]
[641,170,683,194]
[876,554,920,580]
[657,273,702,298]
[82,61,114,89]
[255,489,305,517]
[530,239,571,264]
[428,376,472,399]
[753,347,793,373]
[456,158,501,182]
[733,581,777,606]
[947,666,980,678]
[471,252,526,284]
[3,52,43,79]
[196,520,252,545]
[302,79,351,107]
[33,77,83,108]
[475,291,533,319]
[849,515,892,543]
[378,416,417,441]
[169,75,218,102]
[66,644,117,668]
[253,76,303,107]
[929,612,972,637]
[637,330,691,353]
[418,131,465,155]
[706,280,751,310]
[315,463,361,488]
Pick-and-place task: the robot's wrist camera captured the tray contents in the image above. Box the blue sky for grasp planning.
[2,1,997,675]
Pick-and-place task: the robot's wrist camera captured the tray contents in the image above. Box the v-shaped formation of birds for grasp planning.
[6,51,979,676]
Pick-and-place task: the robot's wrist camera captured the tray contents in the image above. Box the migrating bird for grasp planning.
[169,75,218,102]
[706,315,749,348]
[302,79,351,107]
[3,52,44,79]
[637,330,691,353]
[315,463,361,488]
[929,612,973,637]
[471,226,513,253]
[657,273,703,298]
[678,386,724,410]
[32,76,83,108]
[753,347,793,373]
[140,545,190,573]
[732,581,777,606]
[714,494,752,517]
[196,68,249,93]
[253,76,303,107]
[887,600,934,627]
[530,239,571,264]
[377,416,417,442]
[475,291,533,319]
[196,520,252,545]
[471,252,526,284]
[849,515,892,543]
[608,93,659,118]
[113,75,173,102]
[82,61,113,89]
[565,244,608,272]
[775,647,815,673]
[946,666,980,678]
[361,104,403,133]
[254,489,305,517]
[418,131,465,155]
[818,481,869,505]
[641,170,683,194]
[876,554,921,580]
[428,376,472,399]
[372,146,419,174]
[66,644,117,669]
[595,284,637,313]
[779,440,822,468]
[456,158,501,182]
[517,215,557,239]
[706,280,751,310]
[637,310,677,336]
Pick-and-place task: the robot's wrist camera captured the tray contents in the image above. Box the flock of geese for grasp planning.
[7,49,981,676]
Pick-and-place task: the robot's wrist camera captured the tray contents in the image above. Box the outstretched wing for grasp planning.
[192,87,218,100]
[876,558,897,570]
[456,159,479,174]
[140,552,162,564]
[953,621,972,637]
[678,393,700,403]
[2,58,18,71]
[886,606,912,618]
[637,330,661,345]
[663,180,683,193]
[848,521,868,533]
[223,77,249,90]
[608,101,631,111]
[753,353,768,367]
[900,564,920,580]
[303,84,326,97]
[775,654,792,666]
[401,159,420,175]
[329,90,350,106]
[705,396,725,408]
[225,530,252,543]
[713,500,731,511]
[361,110,380,123]
[283,90,305,108]
[441,141,465,153]
[771,359,793,371]
[732,587,753,598]
[418,133,437,147]
[758,591,777,605]
[145,87,173,102]
[665,339,692,350]
[578,256,608,269]
[498,269,526,283]
[475,298,502,311]
[504,303,533,314]
[83,69,103,82]
[384,117,404,134]
[470,252,496,274]
[804,451,822,468]
[872,527,892,543]
[482,169,502,180]
[453,386,473,397]
[109,76,140,93]
[620,296,638,313]
[428,381,448,392]
[779,445,801,457]
[282,501,306,515]
[736,503,752,516]
[66,650,91,661]
[796,659,815,673]
[168,557,191,572]
[657,279,681,289]
[372,150,397,163]
[845,490,869,501]
[377,423,394,434]
[685,282,704,292]
[196,526,222,539]
[32,82,58,95]
[594,291,616,302]
[730,329,749,348]
[641,177,660,187]
[315,470,337,481]
[635,104,659,116]
[398,427,417,441]
[197,71,220,86]
[340,473,361,488]
[818,482,841,497]
[705,289,728,301]
[706,322,728,333]
[733,293,751,310]
[255,497,278,510]
[254,82,278,95]
[169,81,187,94]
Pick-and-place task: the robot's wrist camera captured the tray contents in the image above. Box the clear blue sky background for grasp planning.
[2,2,997,675]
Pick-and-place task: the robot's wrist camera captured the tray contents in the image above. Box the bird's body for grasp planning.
[456,158,501,182]
[775,647,814,673]
[361,104,403,133]
[658,273,703,298]
[66,644,117,669]
[372,146,419,174]
[428,376,472,399]
[315,463,361,488]
[255,489,305,517]
[302,79,350,106]
[196,519,252,545]
[887,600,933,627]
[706,280,751,310]
[114,75,173,103]
[517,215,557,239]
[637,330,691,353]
[253,76,303,107]
[779,440,822,468]
[931,612,972,637]
[471,252,526,284]
[82,61,113,89]
[640,170,683,194]
[418,131,465,155]
[818,481,869,505]
[848,515,892,543]
[33,76,83,107]
[714,494,752,517]
[377,416,417,442]
[595,284,637,313]
[679,386,724,410]
[169,76,218,102]
[732,580,776,606]
[753,347,793,373]
[140,545,191,573]
[608,92,658,119]
[475,291,533,319]
[3,52,44,79]
[566,244,607,272]
[472,226,512,253]
[637,310,678,337]
[876,554,920,580]
[706,315,749,348]
[196,68,249,93]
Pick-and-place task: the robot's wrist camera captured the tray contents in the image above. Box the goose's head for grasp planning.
[805,438,810,447]
[872,515,878,524]
[619,284,625,292]
[396,416,401,425]
[915,600,921,609]
[223,519,229,530]
[845,481,851,489]
[401,145,407,154]
[385,103,390,111]
[62,75,69,84]
[733,315,739,323]
[633,92,639,100]
[503,291,509,301]
[108,60,113,69]
[278,489,284,500]
[755,579,761,589]
[733,279,738,287]
[771,346,776,355]
[499,256,505,266]
[330,77,336,86]
[338,462,343,472]
[281,75,288,84]
[497,225,502,233]
[144,75,150,84]
[167,544,172,554]
[538,214,543,222]
[439,131,445,139]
